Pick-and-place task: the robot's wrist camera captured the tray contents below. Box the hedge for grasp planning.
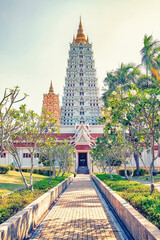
[15,168,59,176]
[0,174,71,224]
[0,165,10,174]
[117,168,148,177]
[96,173,160,229]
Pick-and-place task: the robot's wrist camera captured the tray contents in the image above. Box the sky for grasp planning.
[1,0,160,114]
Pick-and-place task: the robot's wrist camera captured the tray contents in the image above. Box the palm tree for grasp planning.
[140,35,160,175]
[103,63,140,100]
[116,63,140,90]
[141,34,160,74]
[138,35,160,89]
[102,63,140,176]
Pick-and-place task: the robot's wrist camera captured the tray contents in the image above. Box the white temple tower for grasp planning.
[61,18,101,125]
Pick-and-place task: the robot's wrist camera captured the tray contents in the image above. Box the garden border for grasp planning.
[0,174,74,240]
[91,174,160,240]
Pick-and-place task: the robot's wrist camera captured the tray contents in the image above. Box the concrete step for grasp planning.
[77,166,89,174]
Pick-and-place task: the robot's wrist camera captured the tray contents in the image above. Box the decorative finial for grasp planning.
[49,81,54,93]
[79,16,82,28]
[73,35,75,43]
[87,36,89,43]
[75,17,87,44]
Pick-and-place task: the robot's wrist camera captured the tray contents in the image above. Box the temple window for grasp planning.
[1,153,6,158]
[80,112,84,115]
[23,153,31,158]
[80,102,84,105]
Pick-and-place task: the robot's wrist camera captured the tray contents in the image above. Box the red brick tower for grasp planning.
[42,81,61,124]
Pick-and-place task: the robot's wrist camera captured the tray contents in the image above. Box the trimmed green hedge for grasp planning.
[10,164,16,170]
[96,173,160,229]
[117,168,148,177]
[0,174,71,224]
[0,165,10,174]
[15,168,59,176]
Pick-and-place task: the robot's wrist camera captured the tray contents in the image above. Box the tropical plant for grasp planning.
[102,63,140,175]
[4,106,58,191]
[103,63,140,100]
[103,86,160,193]
[90,137,122,179]
[138,34,160,88]
[0,86,27,154]
[39,138,75,183]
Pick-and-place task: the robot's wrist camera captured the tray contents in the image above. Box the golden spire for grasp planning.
[75,17,87,44]
[49,81,54,93]
[87,35,89,43]
[73,35,75,43]
[79,16,82,28]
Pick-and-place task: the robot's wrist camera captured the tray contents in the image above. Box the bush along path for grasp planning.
[132,177,160,192]
[0,174,71,224]
[96,173,160,229]
[0,170,48,196]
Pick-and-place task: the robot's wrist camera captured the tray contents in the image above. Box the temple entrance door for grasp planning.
[78,153,87,166]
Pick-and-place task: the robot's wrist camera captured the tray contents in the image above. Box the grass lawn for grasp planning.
[0,174,71,224]
[0,171,48,196]
[133,173,160,183]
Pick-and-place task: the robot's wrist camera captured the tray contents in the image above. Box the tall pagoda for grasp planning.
[42,81,61,124]
[61,18,101,125]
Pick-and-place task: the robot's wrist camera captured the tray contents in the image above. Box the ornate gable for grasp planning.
[74,124,95,146]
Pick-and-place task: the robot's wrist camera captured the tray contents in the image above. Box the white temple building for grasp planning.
[1,18,160,172]
[61,18,101,125]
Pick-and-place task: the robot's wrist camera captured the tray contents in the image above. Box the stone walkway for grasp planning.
[29,175,125,240]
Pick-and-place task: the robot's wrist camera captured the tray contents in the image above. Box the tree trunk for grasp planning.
[149,162,154,194]
[134,153,139,177]
[48,158,56,183]
[129,158,134,180]
[56,168,61,178]
[48,172,55,184]
[109,164,113,179]
[138,152,149,173]
[30,153,34,191]
[124,161,129,180]
[17,162,29,188]
[150,136,155,194]
[62,168,65,176]
[12,152,29,188]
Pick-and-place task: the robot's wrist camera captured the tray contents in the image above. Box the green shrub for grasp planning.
[95,173,125,182]
[117,168,148,177]
[0,165,10,174]
[134,168,148,176]
[14,168,61,176]
[117,169,132,176]
[22,168,29,172]
[72,172,77,177]
[15,168,30,172]
[0,174,69,224]
[96,173,160,229]
[10,164,16,170]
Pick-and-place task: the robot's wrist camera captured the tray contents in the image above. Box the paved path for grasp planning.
[30,175,126,240]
